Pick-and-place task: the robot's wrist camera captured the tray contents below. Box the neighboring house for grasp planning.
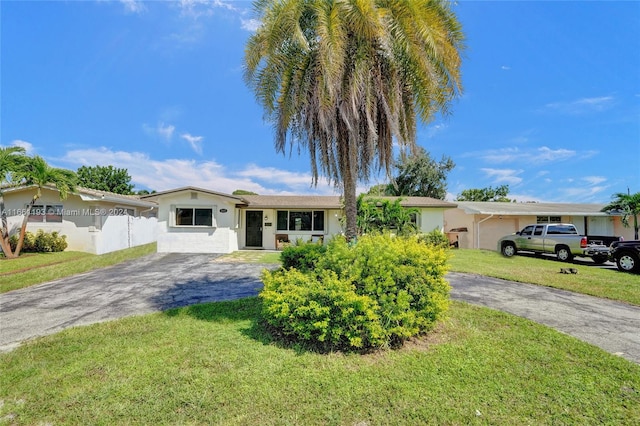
[444,201,630,251]
[142,187,457,253]
[2,185,158,255]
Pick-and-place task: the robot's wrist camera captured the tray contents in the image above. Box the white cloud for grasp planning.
[544,96,615,114]
[241,18,261,32]
[480,168,523,185]
[477,146,576,164]
[181,133,204,155]
[143,122,175,141]
[56,147,337,195]
[582,176,607,186]
[236,164,325,191]
[9,139,35,154]
[533,146,576,163]
[119,0,146,14]
[501,65,511,71]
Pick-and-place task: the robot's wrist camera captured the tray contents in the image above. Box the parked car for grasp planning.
[609,240,640,273]
[497,223,611,263]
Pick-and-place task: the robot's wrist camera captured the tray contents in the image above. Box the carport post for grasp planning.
[476,214,494,249]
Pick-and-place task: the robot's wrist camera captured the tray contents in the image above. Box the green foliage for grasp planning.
[77,165,134,194]
[279,241,327,272]
[261,269,385,350]
[601,191,640,239]
[456,185,512,202]
[261,234,450,351]
[232,189,259,195]
[418,229,451,249]
[388,147,455,199]
[356,195,417,236]
[9,230,67,253]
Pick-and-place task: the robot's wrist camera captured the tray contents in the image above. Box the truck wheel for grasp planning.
[502,243,516,257]
[616,252,639,272]
[556,246,573,262]
[592,255,608,264]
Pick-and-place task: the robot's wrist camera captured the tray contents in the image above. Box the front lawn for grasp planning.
[449,249,640,306]
[1,298,638,425]
[0,243,157,293]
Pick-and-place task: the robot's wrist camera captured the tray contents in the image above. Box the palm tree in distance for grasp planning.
[8,156,77,258]
[244,0,464,239]
[602,191,640,240]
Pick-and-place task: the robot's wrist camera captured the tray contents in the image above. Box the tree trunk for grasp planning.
[13,195,38,257]
[338,131,358,241]
[0,193,17,258]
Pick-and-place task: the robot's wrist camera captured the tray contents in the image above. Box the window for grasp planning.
[28,204,63,223]
[276,210,325,232]
[534,225,544,236]
[520,225,534,236]
[174,207,214,227]
[537,216,561,224]
[547,224,577,235]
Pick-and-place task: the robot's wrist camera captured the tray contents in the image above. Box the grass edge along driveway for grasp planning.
[0,298,638,425]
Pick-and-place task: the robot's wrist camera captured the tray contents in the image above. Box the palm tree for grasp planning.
[601,191,640,240]
[0,146,28,257]
[7,156,77,258]
[244,0,464,239]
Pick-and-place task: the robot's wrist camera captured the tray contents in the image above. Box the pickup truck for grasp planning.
[608,240,640,272]
[497,223,610,263]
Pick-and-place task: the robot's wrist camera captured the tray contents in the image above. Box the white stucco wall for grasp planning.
[240,208,343,250]
[152,190,239,253]
[3,188,157,254]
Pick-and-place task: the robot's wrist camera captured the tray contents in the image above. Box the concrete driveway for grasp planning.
[1,253,639,364]
[0,253,274,352]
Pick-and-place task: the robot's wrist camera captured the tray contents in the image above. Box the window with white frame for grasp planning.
[173,206,215,227]
[276,210,324,231]
[537,216,562,224]
[28,204,63,223]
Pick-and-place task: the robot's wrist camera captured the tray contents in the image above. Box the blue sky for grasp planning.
[2,0,639,202]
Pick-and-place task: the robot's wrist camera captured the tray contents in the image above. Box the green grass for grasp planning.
[449,249,640,306]
[0,243,157,293]
[1,298,638,425]
[215,250,282,264]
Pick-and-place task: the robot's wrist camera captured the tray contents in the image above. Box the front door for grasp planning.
[246,211,263,247]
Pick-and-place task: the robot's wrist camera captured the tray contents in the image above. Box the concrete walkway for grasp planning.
[448,272,640,364]
[1,254,639,364]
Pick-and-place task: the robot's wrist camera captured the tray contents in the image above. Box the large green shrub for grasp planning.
[279,241,327,272]
[261,234,450,351]
[9,230,68,253]
[261,269,385,350]
[418,229,451,249]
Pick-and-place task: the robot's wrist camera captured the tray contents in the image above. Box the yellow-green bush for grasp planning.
[260,234,451,351]
[9,230,68,253]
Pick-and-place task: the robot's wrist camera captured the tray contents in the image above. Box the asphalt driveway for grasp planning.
[1,253,639,364]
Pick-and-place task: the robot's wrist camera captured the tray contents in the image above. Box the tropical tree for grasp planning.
[0,146,28,257]
[388,147,454,199]
[356,195,417,236]
[4,156,77,258]
[77,165,134,194]
[456,185,512,202]
[601,191,640,240]
[244,0,464,239]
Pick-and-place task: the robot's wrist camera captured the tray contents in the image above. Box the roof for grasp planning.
[2,184,157,208]
[240,195,342,209]
[456,201,615,216]
[140,186,244,202]
[371,196,457,208]
[240,195,457,209]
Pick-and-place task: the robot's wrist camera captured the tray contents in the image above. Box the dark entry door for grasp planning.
[246,211,263,247]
